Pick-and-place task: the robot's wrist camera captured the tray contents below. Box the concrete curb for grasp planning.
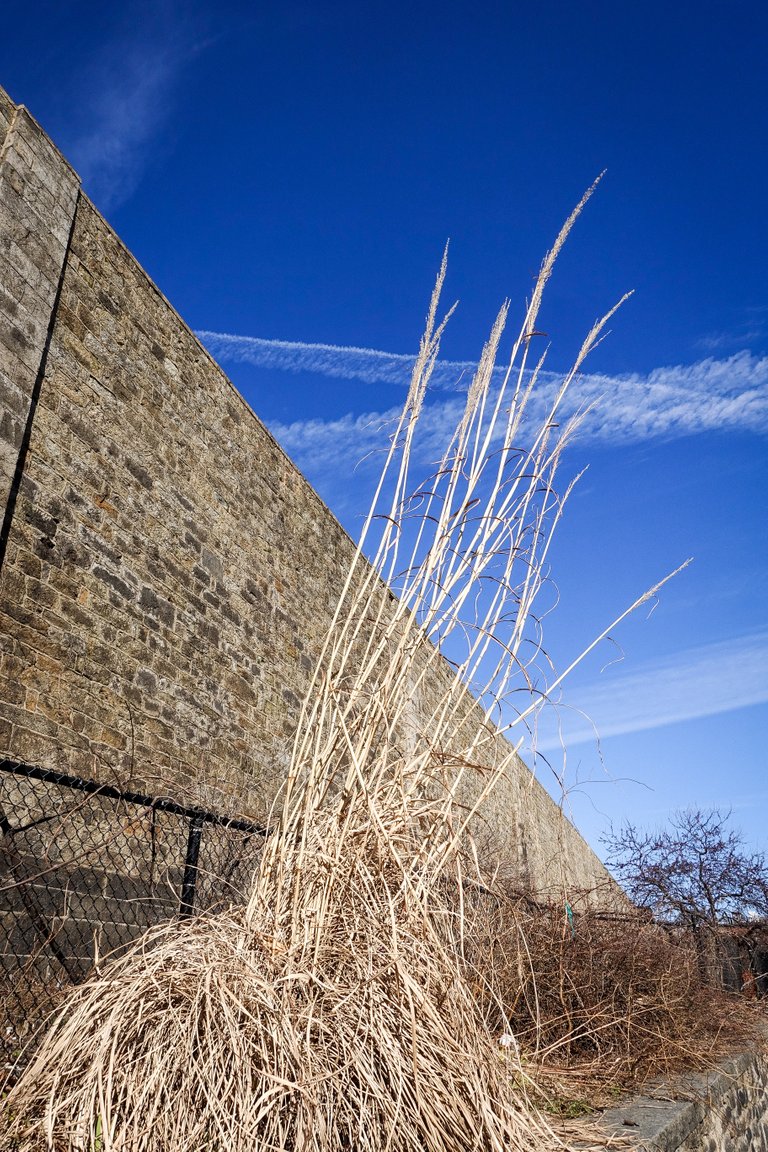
[589,1051,768,1151]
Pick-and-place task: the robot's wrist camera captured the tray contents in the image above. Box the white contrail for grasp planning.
[199,330,768,442]
[197,331,480,391]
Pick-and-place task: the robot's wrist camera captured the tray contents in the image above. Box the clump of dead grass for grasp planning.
[1,186,686,1151]
[3,834,557,1152]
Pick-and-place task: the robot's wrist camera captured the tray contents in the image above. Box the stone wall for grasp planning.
[0,84,614,899]
[0,89,79,535]
[591,1051,768,1151]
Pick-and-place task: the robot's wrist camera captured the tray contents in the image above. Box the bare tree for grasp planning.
[602,808,768,930]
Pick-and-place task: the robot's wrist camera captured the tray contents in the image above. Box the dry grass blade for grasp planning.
[2,189,686,1151]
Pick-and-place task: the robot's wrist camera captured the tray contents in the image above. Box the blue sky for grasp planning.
[3,0,766,858]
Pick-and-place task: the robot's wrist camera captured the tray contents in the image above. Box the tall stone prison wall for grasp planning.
[0,84,615,901]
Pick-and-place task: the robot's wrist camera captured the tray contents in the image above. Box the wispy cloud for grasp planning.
[696,330,764,354]
[65,12,202,211]
[199,330,768,482]
[533,630,768,751]
[268,401,466,485]
[696,304,768,354]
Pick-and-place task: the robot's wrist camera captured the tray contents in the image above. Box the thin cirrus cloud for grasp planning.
[199,332,768,474]
[65,21,201,212]
[531,630,768,752]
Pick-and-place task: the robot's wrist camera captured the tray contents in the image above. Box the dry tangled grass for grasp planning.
[2,833,558,1152]
[464,886,763,1112]
[1,187,688,1151]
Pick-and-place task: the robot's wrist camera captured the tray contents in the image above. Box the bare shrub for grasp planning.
[464,885,761,1109]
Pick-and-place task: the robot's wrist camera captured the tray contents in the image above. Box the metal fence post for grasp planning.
[179,813,205,918]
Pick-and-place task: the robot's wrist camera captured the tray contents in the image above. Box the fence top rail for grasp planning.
[0,758,269,836]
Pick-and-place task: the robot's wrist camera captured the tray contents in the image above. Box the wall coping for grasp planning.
[563,1043,768,1150]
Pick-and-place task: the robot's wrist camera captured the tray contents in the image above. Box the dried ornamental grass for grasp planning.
[2,187,683,1151]
[4,843,557,1152]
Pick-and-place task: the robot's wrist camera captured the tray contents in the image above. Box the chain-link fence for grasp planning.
[0,758,267,1072]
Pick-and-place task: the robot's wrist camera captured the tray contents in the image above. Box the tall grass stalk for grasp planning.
[2,188,684,1152]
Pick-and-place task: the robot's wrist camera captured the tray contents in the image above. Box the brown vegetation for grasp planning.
[465,884,764,1114]
[0,191,709,1151]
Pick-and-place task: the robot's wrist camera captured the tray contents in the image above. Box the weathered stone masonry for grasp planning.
[0,84,613,897]
[0,93,79,548]
[593,1051,768,1152]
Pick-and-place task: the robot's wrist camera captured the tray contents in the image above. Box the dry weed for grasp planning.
[3,824,559,1152]
[465,887,762,1111]
[1,188,687,1151]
